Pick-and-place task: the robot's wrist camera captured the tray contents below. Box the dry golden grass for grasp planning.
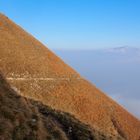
[0,14,79,79]
[0,73,121,140]
[0,13,140,140]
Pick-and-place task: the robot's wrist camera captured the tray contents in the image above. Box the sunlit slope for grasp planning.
[0,14,80,78]
[0,13,140,140]
[1,74,115,140]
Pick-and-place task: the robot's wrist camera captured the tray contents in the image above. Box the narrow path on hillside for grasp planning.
[6,77,82,81]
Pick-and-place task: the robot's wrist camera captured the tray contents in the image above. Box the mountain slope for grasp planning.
[1,73,117,140]
[0,13,140,140]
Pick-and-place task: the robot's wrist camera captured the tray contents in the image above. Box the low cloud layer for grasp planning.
[54,47,140,119]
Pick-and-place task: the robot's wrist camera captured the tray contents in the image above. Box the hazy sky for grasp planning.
[1,0,140,50]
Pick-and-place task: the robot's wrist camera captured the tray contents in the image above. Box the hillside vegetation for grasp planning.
[0,74,125,140]
[0,13,140,140]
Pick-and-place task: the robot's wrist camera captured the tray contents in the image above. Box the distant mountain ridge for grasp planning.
[0,13,140,140]
[105,46,140,54]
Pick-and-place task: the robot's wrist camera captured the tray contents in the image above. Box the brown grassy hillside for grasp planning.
[0,13,140,140]
[0,74,124,140]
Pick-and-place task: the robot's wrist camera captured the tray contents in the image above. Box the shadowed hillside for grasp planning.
[0,13,140,140]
